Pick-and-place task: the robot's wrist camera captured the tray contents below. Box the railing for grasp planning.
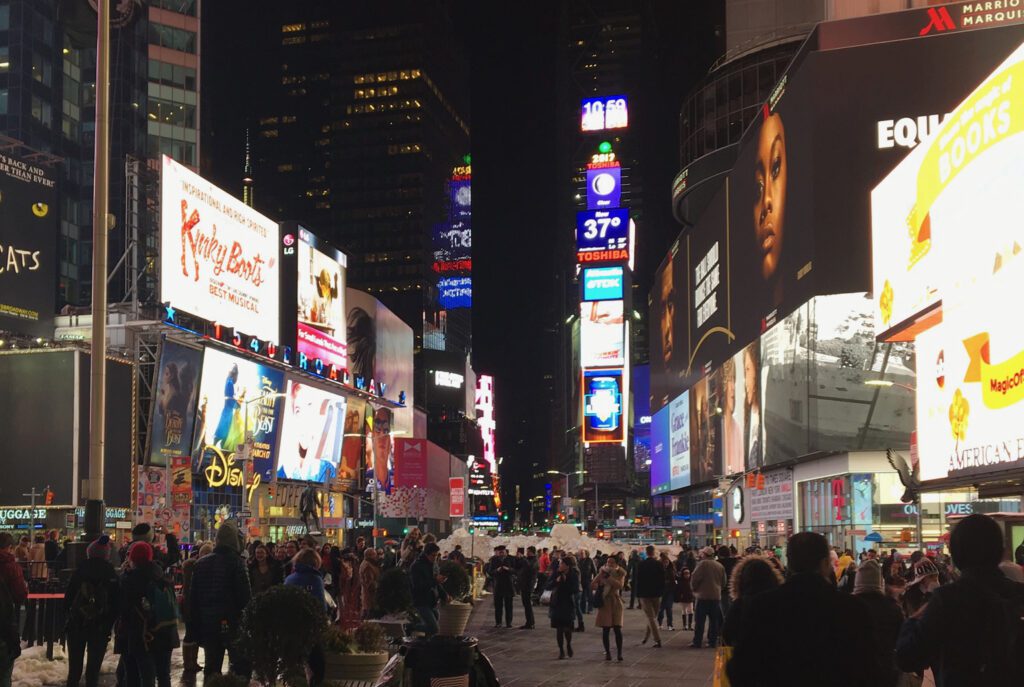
[22,577,68,661]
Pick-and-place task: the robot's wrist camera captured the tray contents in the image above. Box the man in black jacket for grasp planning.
[727,532,881,686]
[411,543,447,637]
[486,545,516,628]
[635,545,665,647]
[516,547,538,629]
[897,514,1024,685]
[64,535,119,687]
[189,521,251,679]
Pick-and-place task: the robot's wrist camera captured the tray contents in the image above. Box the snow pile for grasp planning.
[438,523,680,559]
[12,643,118,687]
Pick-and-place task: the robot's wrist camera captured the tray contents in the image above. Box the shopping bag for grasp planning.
[713,645,734,687]
[539,589,553,605]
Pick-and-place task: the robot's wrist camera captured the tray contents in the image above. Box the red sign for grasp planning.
[449,477,465,518]
[919,6,955,36]
[393,438,428,488]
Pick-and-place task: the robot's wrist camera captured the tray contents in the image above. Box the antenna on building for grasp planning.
[242,129,254,207]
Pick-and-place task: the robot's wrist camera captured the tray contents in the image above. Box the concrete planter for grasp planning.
[322,651,389,683]
[437,602,473,636]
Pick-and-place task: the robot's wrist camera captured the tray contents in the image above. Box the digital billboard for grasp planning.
[288,227,347,372]
[450,178,471,219]
[669,391,691,490]
[193,347,285,483]
[651,405,671,494]
[276,379,347,482]
[690,374,720,485]
[632,364,652,471]
[581,96,628,132]
[332,397,365,492]
[583,368,624,444]
[160,156,280,341]
[580,299,625,368]
[576,208,630,264]
[0,149,57,336]
[586,166,621,209]
[582,266,624,302]
[872,38,1024,338]
[438,276,472,309]
[148,341,203,467]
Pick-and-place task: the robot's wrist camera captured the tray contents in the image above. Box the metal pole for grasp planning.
[565,474,570,518]
[916,494,924,552]
[87,0,110,516]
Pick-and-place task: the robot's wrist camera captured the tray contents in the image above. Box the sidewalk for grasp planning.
[466,595,716,687]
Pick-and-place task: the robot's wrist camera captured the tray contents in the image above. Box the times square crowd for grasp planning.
[0,514,1022,687]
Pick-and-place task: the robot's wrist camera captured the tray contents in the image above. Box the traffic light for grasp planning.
[468,526,475,535]
[44,489,54,505]
[730,529,741,539]
[403,527,409,535]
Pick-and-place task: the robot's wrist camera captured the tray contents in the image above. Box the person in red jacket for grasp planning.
[0,532,30,687]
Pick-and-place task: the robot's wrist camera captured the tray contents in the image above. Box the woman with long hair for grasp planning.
[721,555,784,647]
[592,554,626,661]
[248,543,284,595]
[546,554,580,659]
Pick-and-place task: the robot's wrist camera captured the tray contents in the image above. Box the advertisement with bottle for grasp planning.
[583,368,624,443]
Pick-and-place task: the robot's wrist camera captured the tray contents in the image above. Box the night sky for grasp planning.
[202,2,722,502]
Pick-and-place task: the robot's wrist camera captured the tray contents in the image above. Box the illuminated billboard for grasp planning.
[583,368,624,444]
[148,341,203,467]
[581,96,628,132]
[586,166,621,209]
[576,208,630,264]
[580,299,625,367]
[582,266,624,302]
[0,149,57,336]
[438,276,472,309]
[872,39,1024,339]
[194,347,285,483]
[651,405,671,494]
[292,227,347,372]
[160,156,280,341]
[669,391,691,490]
[276,379,347,483]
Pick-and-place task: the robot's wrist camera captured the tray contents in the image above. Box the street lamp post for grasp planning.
[547,470,585,521]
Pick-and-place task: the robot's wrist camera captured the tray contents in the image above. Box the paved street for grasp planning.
[467,595,716,687]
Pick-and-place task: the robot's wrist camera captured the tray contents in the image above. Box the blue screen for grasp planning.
[438,276,472,309]
[586,166,621,209]
[582,266,624,301]
[576,208,630,255]
[650,404,671,494]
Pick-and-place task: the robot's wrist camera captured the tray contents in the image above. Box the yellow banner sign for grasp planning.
[963,332,1024,409]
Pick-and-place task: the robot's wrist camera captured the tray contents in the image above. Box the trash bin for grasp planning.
[403,635,478,687]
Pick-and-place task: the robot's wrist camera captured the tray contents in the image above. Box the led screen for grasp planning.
[439,276,472,309]
[581,96,628,132]
[295,228,347,371]
[583,368,624,444]
[669,391,691,490]
[632,364,651,471]
[276,379,347,482]
[576,208,630,257]
[0,150,57,336]
[149,341,203,467]
[193,347,285,482]
[651,405,671,494]
[160,156,280,341]
[580,299,625,367]
[582,266,624,302]
[586,166,621,209]
[690,375,720,485]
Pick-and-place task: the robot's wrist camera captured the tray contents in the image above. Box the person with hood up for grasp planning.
[851,559,904,687]
[897,514,1024,686]
[189,521,251,679]
[285,549,328,687]
[720,555,783,647]
[64,535,120,687]
[116,542,179,687]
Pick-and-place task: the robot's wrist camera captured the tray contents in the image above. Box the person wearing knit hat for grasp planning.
[130,523,154,543]
[65,535,120,687]
[852,560,904,686]
[118,538,179,686]
[902,557,940,617]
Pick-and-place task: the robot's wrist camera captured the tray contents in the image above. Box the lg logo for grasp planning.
[919,7,956,35]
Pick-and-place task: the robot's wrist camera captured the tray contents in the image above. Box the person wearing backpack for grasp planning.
[116,542,179,687]
[64,535,119,687]
[0,533,29,687]
[897,514,1024,686]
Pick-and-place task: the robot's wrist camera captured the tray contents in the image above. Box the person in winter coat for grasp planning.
[727,532,882,687]
[516,547,539,629]
[657,552,677,630]
[720,555,783,647]
[117,542,179,687]
[577,550,597,620]
[626,551,639,609]
[0,533,29,687]
[64,535,119,687]
[189,521,251,679]
[690,547,726,648]
[29,535,48,580]
[399,528,422,569]
[837,560,858,594]
[716,546,739,618]
[591,555,626,661]
[675,567,696,630]
[486,545,516,628]
[410,543,447,637]
[358,548,381,618]
[635,546,664,647]
[897,514,1024,686]
[248,543,284,595]
[179,542,212,674]
[851,560,904,687]
[546,555,580,659]
[285,549,328,687]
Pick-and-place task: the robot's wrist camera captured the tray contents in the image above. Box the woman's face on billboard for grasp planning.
[753,113,787,283]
